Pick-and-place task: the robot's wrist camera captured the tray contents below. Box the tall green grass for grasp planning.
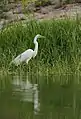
[0,19,81,74]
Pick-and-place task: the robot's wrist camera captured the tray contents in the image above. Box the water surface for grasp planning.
[0,74,81,119]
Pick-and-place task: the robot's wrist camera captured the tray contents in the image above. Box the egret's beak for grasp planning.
[40,35,45,38]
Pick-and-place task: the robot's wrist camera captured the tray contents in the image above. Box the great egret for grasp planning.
[11,34,45,66]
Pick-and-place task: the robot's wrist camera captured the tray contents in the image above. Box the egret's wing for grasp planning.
[11,49,34,65]
[20,49,34,62]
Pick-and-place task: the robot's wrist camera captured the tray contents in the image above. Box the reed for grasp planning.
[0,19,81,74]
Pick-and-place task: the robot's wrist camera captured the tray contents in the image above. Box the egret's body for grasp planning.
[11,34,44,66]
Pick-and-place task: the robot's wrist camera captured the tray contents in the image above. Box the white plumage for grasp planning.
[11,34,45,66]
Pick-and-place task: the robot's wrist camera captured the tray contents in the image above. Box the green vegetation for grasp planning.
[35,0,51,7]
[0,18,81,75]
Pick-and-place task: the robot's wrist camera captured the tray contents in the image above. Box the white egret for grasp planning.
[11,34,45,66]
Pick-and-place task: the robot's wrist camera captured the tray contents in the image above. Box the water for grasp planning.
[0,74,81,119]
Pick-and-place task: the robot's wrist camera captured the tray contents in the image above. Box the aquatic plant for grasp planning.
[0,18,81,74]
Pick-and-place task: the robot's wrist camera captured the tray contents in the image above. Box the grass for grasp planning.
[0,18,81,75]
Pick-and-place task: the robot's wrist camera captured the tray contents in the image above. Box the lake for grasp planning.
[0,74,81,119]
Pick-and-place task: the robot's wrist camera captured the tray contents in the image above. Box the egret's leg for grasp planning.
[26,58,31,64]
[26,60,29,64]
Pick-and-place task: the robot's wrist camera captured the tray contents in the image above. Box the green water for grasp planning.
[0,74,81,119]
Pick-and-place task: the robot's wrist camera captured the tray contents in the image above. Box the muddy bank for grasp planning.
[0,1,81,29]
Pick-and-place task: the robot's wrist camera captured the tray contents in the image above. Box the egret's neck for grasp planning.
[34,41,38,53]
[34,35,38,43]
[33,37,38,58]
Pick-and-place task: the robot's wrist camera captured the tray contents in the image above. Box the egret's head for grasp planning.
[35,34,45,39]
[34,34,45,43]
